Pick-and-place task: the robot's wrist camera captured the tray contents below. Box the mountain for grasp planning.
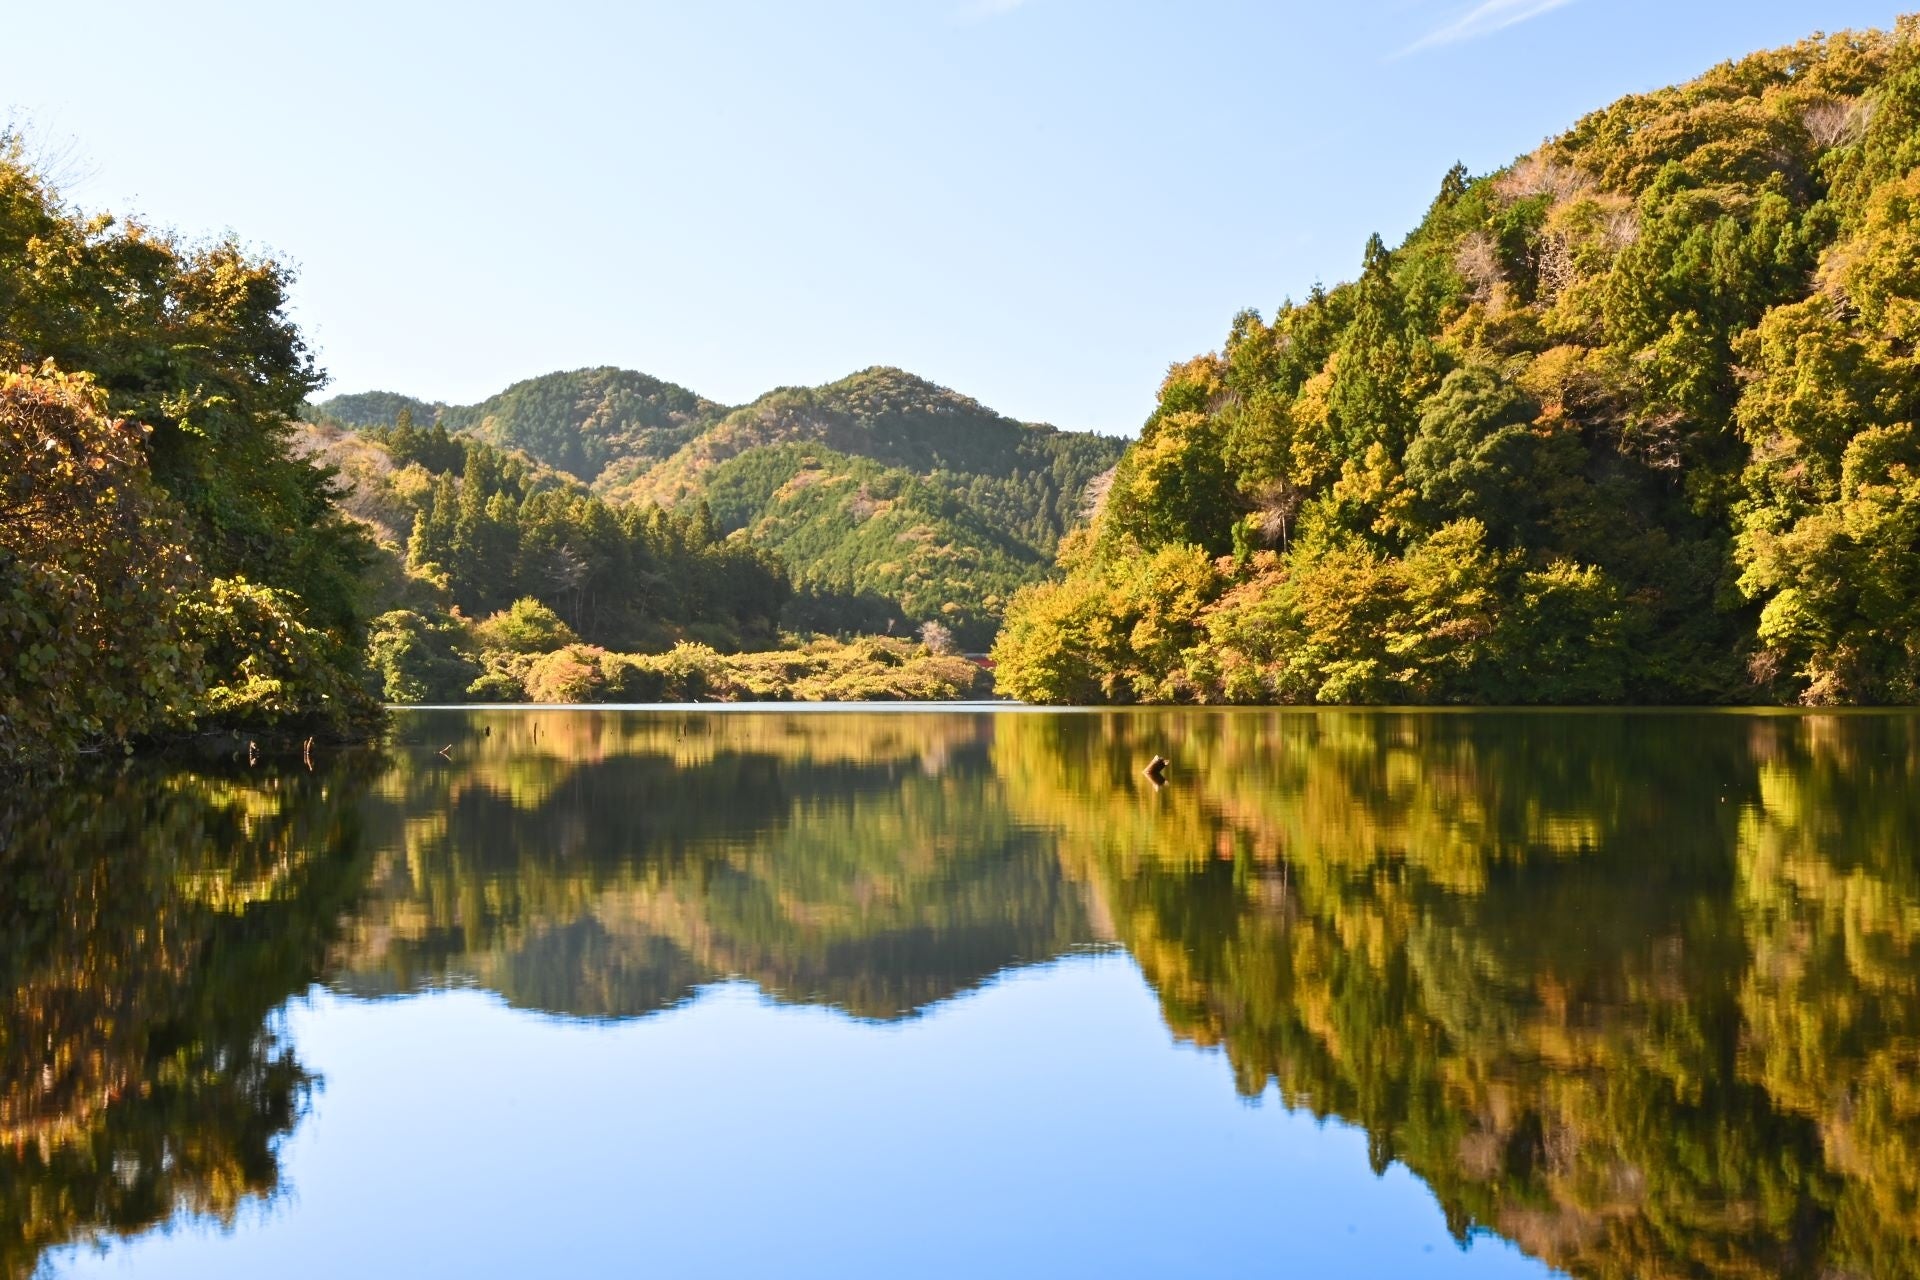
[312,365,1125,647]
[994,16,1920,707]
[307,389,445,433]
[446,367,732,484]
[608,368,1124,644]
[315,368,731,486]
[604,367,1114,517]
[334,713,1095,1018]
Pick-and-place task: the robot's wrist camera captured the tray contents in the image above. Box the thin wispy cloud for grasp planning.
[1398,0,1577,56]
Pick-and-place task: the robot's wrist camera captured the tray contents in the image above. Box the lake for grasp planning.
[7,707,1919,1279]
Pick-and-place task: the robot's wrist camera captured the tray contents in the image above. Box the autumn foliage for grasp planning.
[0,369,199,765]
[1,136,378,769]
[996,18,1920,706]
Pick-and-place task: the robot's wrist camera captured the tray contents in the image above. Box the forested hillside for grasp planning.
[312,367,733,487]
[621,368,1123,646]
[1,134,380,770]
[314,365,1124,648]
[1,130,1030,768]
[447,367,730,485]
[294,414,986,704]
[312,389,445,433]
[995,17,1920,707]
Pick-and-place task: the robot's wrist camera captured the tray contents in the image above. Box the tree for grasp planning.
[0,137,372,638]
[0,367,199,768]
[176,578,381,733]
[917,620,956,655]
[474,598,581,655]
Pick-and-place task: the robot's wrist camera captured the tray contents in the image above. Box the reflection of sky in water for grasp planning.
[53,957,1552,1279]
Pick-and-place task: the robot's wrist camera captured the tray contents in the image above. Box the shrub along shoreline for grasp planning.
[370,597,988,704]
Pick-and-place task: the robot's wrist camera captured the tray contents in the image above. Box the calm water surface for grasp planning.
[6,708,1919,1279]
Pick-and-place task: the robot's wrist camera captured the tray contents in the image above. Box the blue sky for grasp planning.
[5,1,1904,434]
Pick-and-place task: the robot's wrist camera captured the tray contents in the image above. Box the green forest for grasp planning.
[1,135,382,772]
[295,414,994,706]
[311,364,1124,649]
[281,361,1123,712]
[993,19,1920,707]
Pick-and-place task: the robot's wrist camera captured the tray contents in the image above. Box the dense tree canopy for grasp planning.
[316,365,1126,651]
[0,139,370,635]
[400,436,789,651]
[439,367,731,486]
[298,413,992,703]
[0,369,200,765]
[1,139,378,769]
[996,18,1920,706]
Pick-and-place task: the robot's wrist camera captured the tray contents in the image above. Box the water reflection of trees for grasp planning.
[0,759,372,1280]
[336,707,1920,1279]
[994,710,1920,1280]
[334,711,1098,1019]
[13,710,1919,1280]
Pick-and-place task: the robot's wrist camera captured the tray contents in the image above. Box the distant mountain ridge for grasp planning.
[311,364,1124,645]
[313,389,447,432]
[314,368,730,486]
[447,367,731,484]
[311,364,1110,491]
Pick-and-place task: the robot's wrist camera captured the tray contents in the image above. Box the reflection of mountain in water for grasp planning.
[331,711,1103,1020]
[10,710,1920,1280]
